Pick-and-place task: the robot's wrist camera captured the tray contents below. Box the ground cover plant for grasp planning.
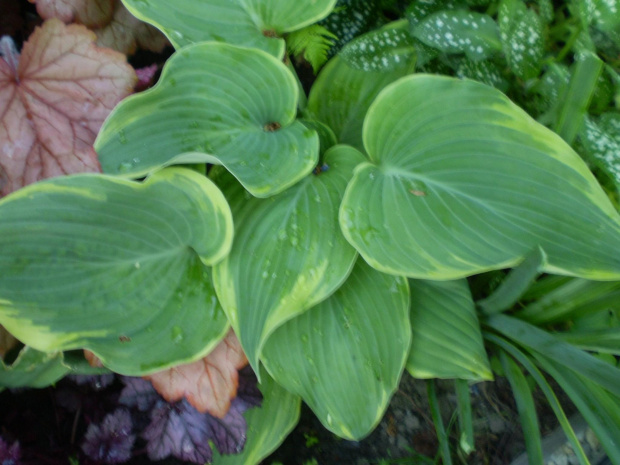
[0,0,619,463]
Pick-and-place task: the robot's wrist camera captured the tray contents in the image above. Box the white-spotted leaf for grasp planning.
[122,0,337,57]
[0,168,233,375]
[212,146,364,374]
[262,259,411,440]
[580,114,620,191]
[340,75,620,280]
[407,279,492,380]
[340,20,415,72]
[95,43,318,198]
[412,10,502,60]
[498,0,544,80]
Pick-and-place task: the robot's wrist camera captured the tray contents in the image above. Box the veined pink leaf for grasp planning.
[0,18,135,196]
[31,0,169,54]
[144,330,249,418]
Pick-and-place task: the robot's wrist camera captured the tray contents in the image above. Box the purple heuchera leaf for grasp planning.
[207,397,247,455]
[118,376,160,411]
[71,374,116,390]
[81,409,135,464]
[236,366,262,410]
[0,437,20,465]
[142,398,249,463]
[142,400,214,463]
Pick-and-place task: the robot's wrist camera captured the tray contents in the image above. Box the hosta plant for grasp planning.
[1,0,620,463]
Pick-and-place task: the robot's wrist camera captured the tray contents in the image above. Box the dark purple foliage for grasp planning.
[236,365,263,410]
[206,397,248,455]
[118,376,160,411]
[71,374,116,390]
[0,437,20,465]
[81,409,135,464]
[142,399,216,463]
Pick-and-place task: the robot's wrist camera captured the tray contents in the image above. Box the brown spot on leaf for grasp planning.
[264,122,281,132]
[262,29,278,38]
[410,190,427,197]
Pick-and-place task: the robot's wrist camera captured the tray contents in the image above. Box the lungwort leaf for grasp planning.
[122,0,337,57]
[0,168,233,375]
[340,75,620,280]
[261,259,411,440]
[212,146,363,374]
[96,42,318,198]
[407,279,492,381]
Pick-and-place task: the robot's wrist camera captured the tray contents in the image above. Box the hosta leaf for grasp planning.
[407,279,492,380]
[212,145,363,373]
[340,75,620,280]
[0,19,135,197]
[498,0,544,80]
[307,55,410,151]
[95,42,318,198]
[261,259,411,440]
[122,0,337,57]
[0,168,232,375]
[412,10,502,61]
[340,20,415,72]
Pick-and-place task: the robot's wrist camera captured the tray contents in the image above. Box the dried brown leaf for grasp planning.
[0,326,18,358]
[31,0,169,54]
[144,330,249,418]
[0,18,135,196]
[29,0,115,29]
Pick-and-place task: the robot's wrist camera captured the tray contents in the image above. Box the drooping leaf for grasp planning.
[498,0,544,80]
[30,0,169,54]
[82,409,136,464]
[261,259,411,440]
[340,75,620,280]
[412,10,502,61]
[306,55,410,151]
[0,19,135,197]
[121,0,337,57]
[406,279,492,380]
[0,168,233,375]
[212,145,363,373]
[95,42,318,198]
[144,330,248,418]
[0,346,71,389]
[212,367,301,465]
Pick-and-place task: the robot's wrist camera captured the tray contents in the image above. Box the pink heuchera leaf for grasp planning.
[144,330,249,418]
[31,0,169,55]
[0,18,135,196]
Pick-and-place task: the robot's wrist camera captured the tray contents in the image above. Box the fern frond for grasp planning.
[286,25,338,73]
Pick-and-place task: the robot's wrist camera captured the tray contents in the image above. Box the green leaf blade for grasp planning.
[0,168,233,375]
[340,74,620,280]
[96,43,319,198]
[212,146,364,373]
[122,0,337,56]
[261,259,411,440]
[407,279,492,380]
